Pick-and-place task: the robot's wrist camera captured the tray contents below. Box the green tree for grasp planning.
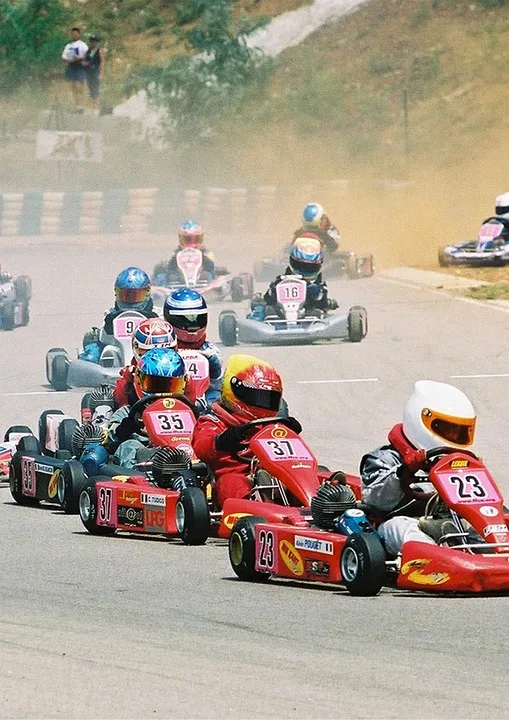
[0,0,71,91]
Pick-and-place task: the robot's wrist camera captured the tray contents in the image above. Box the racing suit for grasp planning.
[250,269,337,320]
[360,423,435,556]
[293,225,340,253]
[79,300,158,363]
[192,403,253,508]
[179,338,224,411]
[104,404,149,467]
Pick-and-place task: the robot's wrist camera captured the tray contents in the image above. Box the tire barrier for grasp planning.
[0,179,408,236]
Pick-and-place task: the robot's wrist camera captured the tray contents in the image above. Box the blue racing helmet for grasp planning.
[134,347,186,398]
[289,235,324,280]
[115,267,151,311]
[163,288,208,345]
[302,202,328,229]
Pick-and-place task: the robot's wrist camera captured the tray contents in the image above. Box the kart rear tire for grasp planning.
[79,480,116,535]
[346,254,360,280]
[2,303,16,331]
[21,302,30,327]
[218,311,238,347]
[46,347,67,384]
[348,306,367,343]
[58,418,79,453]
[230,276,245,303]
[58,460,87,514]
[176,486,210,545]
[14,275,32,302]
[39,409,64,449]
[9,456,40,506]
[438,249,452,267]
[229,516,270,582]
[17,434,42,455]
[340,532,386,596]
[51,353,69,391]
[4,425,33,443]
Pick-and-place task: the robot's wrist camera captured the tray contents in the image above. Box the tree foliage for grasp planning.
[0,0,71,92]
[131,0,271,143]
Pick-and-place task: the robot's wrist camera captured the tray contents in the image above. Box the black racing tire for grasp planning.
[218,311,238,347]
[51,353,69,391]
[79,479,116,535]
[39,409,64,449]
[14,275,32,302]
[58,460,88,514]
[340,532,386,596]
[346,254,360,279]
[175,486,210,545]
[348,306,367,343]
[17,435,42,455]
[45,347,67,384]
[317,464,330,473]
[2,303,16,331]
[55,449,72,460]
[58,418,79,453]
[229,516,271,582]
[4,425,33,443]
[230,276,245,303]
[9,456,39,506]
[21,302,30,327]
[438,249,452,267]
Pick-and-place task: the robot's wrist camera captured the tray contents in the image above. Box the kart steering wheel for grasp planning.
[425,446,479,465]
[128,393,198,422]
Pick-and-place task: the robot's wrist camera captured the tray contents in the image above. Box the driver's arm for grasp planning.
[104,406,135,450]
[360,446,406,512]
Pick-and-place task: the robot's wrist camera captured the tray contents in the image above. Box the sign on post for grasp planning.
[36,130,103,162]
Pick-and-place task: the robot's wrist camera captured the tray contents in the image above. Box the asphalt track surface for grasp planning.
[1,240,509,719]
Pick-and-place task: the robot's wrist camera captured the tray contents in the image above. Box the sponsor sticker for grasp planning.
[141,493,166,507]
[279,540,304,576]
[271,426,288,439]
[34,462,53,474]
[294,535,333,555]
[305,559,330,577]
[144,508,165,531]
[47,470,59,499]
[450,459,469,468]
[401,558,450,586]
[480,506,498,517]
[224,512,251,530]
[119,489,138,504]
[163,398,176,409]
[117,505,143,527]
[483,524,508,536]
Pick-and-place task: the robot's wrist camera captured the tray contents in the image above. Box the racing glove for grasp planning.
[327,298,339,311]
[282,416,302,435]
[114,414,143,443]
[215,425,249,453]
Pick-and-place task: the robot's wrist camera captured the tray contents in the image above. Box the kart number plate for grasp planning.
[148,411,195,435]
[478,222,503,239]
[276,281,305,304]
[255,528,276,572]
[21,456,36,497]
[439,469,501,505]
[176,248,202,272]
[113,316,141,340]
[181,352,209,380]
[260,438,313,461]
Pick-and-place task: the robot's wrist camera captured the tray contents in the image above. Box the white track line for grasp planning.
[1,391,76,397]
[297,378,379,384]
[449,373,509,379]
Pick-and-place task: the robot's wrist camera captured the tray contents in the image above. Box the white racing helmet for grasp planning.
[495,192,509,217]
[402,381,476,451]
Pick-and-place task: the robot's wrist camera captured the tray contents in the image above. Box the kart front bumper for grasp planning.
[441,249,509,266]
[236,314,349,345]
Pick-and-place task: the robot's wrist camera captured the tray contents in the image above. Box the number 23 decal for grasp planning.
[448,474,487,499]
[257,529,275,570]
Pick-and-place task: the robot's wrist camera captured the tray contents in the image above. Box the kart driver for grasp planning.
[163,288,224,410]
[360,380,477,556]
[80,267,158,363]
[192,354,301,508]
[293,202,340,253]
[249,235,338,320]
[153,220,216,285]
[0,266,12,284]
[113,317,178,407]
[105,347,186,467]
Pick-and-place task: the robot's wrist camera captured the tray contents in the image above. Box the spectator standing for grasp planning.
[83,35,105,115]
[61,27,88,113]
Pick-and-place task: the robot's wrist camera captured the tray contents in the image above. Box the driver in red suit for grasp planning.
[360,380,477,555]
[192,354,301,508]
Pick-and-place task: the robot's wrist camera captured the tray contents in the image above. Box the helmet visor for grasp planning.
[137,373,185,395]
[167,313,207,332]
[422,409,475,447]
[289,258,320,280]
[116,287,150,305]
[231,379,282,411]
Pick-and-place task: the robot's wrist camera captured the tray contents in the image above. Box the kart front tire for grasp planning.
[58,418,79,454]
[58,460,87,514]
[2,303,16,331]
[218,311,238,347]
[229,516,270,582]
[348,306,367,343]
[17,435,42,455]
[340,532,386,596]
[438,249,452,267]
[38,409,64,449]
[51,353,69,391]
[176,486,210,545]
[14,275,32,302]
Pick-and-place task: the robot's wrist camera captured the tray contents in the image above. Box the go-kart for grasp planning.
[0,270,31,330]
[228,444,509,596]
[218,275,368,346]
[45,310,146,391]
[7,392,116,512]
[151,246,254,305]
[253,246,374,282]
[78,393,212,544]
[439,217,509,267]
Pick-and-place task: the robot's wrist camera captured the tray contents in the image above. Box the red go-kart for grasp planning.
[228,446,509,595]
